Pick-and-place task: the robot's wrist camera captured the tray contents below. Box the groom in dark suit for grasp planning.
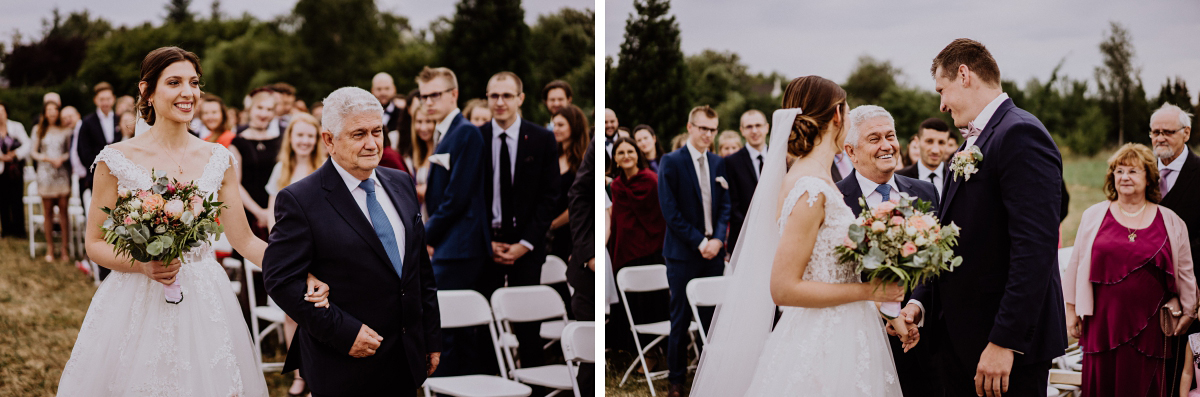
[264,87,440,396]
[904,39,1067,397]
[658,105,730,397]
[835,105,941,397]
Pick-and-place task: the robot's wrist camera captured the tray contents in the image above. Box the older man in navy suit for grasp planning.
[658,105,730,397]
[901,39,1067,397]
[264,86,440,396]
[836,105,941,397]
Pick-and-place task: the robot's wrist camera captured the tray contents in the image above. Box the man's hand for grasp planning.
[495,243,530,265]
[349,324,383,358]
[427,352,441,375]
[700,239,722,260]
[426,245,435,258]
[975,342,1014,397]
[1174,315,1196,337]
[587,258,595,272]
[1065,314,1081,339]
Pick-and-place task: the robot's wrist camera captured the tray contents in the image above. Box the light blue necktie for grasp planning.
[874,183,891,202]
[359,179,403,277]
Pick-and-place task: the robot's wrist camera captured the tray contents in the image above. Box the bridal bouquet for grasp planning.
[99,170,225,304]
[836,193,962,333]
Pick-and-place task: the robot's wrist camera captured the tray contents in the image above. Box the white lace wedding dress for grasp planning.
[57,145,268,397]
[742,176,902,396]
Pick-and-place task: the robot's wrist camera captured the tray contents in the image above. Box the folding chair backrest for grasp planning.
[491,285,566,323]
[437,290,495,328]
[541,255,568,285]
[243,260,261,313]
[686,276,727,307]
[561,321,595,363]
[616,264,668,293]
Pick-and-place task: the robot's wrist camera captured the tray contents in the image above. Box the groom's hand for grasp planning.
[349,324,383,358]
[975,342,1013,397]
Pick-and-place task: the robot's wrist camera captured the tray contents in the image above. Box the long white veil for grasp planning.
[691,108,801,396]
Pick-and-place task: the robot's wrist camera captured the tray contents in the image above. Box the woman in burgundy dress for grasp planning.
[1063,143,1197,397]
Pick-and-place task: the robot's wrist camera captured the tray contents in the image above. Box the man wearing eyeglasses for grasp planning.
[1152,102,1200,387]
[476,71,561,370]
[657,105,731,397]
[416,66,491,376]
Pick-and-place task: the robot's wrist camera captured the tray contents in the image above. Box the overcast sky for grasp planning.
[1,0,592,45]
[606,0,1200,100]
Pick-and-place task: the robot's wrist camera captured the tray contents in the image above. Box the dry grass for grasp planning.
[0,236,296,396]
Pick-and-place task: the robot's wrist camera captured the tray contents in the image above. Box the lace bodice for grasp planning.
[777,176,858,284]
[93,144,236,197]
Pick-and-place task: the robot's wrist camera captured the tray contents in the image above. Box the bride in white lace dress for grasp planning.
[691,76,907,396]
[57,47,327,397]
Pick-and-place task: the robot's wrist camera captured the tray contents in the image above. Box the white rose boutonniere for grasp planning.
[949,146,983,182]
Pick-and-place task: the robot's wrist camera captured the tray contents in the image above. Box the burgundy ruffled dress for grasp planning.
[1081,209,1173,397]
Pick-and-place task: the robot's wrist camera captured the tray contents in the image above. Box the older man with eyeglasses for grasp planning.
[1151,102,1200,389]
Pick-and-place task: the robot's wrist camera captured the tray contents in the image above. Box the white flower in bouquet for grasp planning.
[164,199,185,220]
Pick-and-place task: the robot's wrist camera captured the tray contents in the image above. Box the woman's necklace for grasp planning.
[1117,202,1148,242]
[154,134,187,176]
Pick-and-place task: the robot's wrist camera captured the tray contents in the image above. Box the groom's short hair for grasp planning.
[931,38,1001,87]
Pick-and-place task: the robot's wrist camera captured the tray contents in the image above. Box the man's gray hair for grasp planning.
[1151,102,1193,129]
[845,105,895,148]
[321,87,384,138]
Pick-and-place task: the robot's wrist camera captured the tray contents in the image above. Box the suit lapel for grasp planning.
[1162,150,1200,204]
[940,99,1014,216]
[319,162,394,270]
[843,170,864,215]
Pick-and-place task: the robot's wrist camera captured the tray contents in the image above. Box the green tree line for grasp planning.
[0,0,595,126]
[608,0,1197,156]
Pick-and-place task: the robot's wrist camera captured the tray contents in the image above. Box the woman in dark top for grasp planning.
[229,88,282,241]
[0,102,25,238]
[548,105,589,262]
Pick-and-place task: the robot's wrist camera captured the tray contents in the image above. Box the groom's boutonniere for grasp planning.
[949,146,983,182]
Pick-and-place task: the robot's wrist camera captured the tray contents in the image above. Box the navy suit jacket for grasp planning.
[478,119,560,256]
[77,111,121,188]
[424,113,491,261]
[263,161,440,394]
[835,170,939,217]
[911,98,1068,365]
[658,146,731,262]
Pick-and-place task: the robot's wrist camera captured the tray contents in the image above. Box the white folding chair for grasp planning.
[24,181,43,258]
[243,260,286,372]
[422,290,532,397]
[491,285,573,395]
[616,265,698,396]
[560,321,594,397]
[222,257,243,295]
[686,276,727,344]
[539,255,570,347]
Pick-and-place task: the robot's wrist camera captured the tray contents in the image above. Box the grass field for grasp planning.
[603,149,1119,396]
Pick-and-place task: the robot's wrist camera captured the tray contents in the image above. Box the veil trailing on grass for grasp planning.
[690,108,801,396]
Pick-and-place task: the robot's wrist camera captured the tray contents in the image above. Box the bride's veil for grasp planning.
[691,108,801,396]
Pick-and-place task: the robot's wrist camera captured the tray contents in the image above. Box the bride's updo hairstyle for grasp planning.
[779,76,847,157]
[137,46,202,126]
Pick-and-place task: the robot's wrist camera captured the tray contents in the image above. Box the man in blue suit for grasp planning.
[264,87,440,396]
[835,105,941,397]
[658,105,730,397]
[902,39,1067,397]
[416,66,492,376]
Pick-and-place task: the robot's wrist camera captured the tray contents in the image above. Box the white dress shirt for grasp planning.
[1158,147,1187,196]
[916,162,943,197]
[686,141,714,249]
[746,144,766,179]
[383,102,396,129]
[434,108,462,147]
[490,117,534,251]
[331,159,406,264]
[854,172,900,209]
[965,92,1009,148]
[6,120,30,160]
[97,109,115,144]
